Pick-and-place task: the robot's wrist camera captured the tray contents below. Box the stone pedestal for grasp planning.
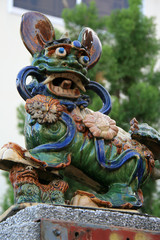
[0,204,160,239]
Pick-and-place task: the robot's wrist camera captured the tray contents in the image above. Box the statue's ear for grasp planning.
[78,28,102,70]
[20,12,55,55]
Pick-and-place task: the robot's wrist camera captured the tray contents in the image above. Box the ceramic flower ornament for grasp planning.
[25,95,63,124]
[83,112,118,140]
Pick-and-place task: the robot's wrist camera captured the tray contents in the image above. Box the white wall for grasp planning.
[143,0,160,70]
[143,0,160,39]
[0,0,30,149]
[0,0,30,201]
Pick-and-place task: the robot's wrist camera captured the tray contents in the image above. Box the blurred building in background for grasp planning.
[11,0,129,18]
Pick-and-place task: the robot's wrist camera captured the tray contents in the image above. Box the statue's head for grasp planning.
[20,11,102,100]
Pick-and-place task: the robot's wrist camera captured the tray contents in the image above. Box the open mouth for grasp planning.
[43,72,86,98]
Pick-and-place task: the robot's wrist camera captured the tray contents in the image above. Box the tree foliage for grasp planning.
[63,0,160,129]
[62,1,107,41]
[16,104,26,135]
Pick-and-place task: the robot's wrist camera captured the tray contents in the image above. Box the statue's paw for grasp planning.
[71,185,143,210]
[0,142,46,171]
[121,202,134,209]
[25,94,64,124]
[71,191,98,207]
[71,193,99,208]
[83,112,118,140]
[93,184,143,209]
[71,190,112,208]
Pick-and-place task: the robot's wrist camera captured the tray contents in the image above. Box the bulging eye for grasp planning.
[55,47,67,57]
[79,56,89,66]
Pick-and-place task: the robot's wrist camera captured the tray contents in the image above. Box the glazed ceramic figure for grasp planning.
[0,12,160,209]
